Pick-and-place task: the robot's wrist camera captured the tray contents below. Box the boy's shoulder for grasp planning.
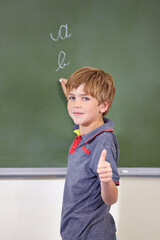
[82,117,116,145]
[87,128,117,154]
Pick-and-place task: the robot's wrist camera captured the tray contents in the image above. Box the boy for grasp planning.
[59,67,120,240]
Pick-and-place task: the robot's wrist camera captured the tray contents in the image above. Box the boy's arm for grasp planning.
[59,78,68,97]
[97,149,118,205]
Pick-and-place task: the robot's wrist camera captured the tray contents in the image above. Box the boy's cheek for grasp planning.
[68,110,73,119]
[67,103,71,114]
[67,110,75,122]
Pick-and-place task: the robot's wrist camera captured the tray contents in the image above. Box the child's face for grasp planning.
[67,84,108,133]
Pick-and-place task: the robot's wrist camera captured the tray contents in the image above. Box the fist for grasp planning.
[97,149,113,183]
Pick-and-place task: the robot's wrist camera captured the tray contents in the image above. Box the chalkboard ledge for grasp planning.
[0,168,160,178]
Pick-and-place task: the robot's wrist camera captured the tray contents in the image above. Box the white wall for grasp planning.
[0,177,159,240]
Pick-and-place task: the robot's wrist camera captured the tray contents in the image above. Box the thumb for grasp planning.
[99,149,107,163]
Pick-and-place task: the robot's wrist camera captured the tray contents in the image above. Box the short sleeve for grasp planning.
[89,132,120,186]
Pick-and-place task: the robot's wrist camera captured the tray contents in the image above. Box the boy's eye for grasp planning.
[82,97,90,101]
[68,96,75,100]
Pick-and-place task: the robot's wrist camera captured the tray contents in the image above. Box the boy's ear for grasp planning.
[99,101,110,114]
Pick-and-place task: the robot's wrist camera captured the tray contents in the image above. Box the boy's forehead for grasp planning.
[68,83,88,94]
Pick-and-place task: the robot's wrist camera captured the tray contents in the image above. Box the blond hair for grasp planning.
[66,67,115,115]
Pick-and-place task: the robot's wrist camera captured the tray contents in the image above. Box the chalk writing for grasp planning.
[50,24,71,41]
[50,24,72,72]
[56,51,70,72]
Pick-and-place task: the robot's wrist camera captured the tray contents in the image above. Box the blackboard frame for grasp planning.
[1,0,160,168]
[0,168,160,178]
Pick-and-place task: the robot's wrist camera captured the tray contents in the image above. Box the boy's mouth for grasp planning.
[73,112,84,116]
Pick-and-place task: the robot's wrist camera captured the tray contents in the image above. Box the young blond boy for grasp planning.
[59,67,119,240]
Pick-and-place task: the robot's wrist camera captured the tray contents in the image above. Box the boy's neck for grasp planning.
[79,118,104,135]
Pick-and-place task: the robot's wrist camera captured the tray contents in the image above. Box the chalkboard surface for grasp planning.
[0,0,160,167]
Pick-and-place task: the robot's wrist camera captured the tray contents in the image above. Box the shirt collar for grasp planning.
[72,117,114,143]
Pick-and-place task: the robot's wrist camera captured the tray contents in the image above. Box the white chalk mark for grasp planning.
[56,51,71,72]
[50,33,59,41]
[50,24,72,42]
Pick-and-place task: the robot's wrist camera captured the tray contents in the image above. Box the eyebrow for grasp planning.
[68,93,90,97]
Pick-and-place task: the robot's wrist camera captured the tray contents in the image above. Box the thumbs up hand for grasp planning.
[97,149,113,183]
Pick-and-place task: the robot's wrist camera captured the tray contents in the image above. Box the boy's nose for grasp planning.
[73,99,81,108]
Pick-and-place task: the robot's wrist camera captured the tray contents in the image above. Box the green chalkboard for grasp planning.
[0,0,160,167]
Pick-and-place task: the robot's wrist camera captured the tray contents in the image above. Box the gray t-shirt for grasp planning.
[61,118,120,240]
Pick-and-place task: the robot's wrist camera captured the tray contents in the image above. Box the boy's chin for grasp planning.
[72,118,84,126]
[73,119,81,125]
